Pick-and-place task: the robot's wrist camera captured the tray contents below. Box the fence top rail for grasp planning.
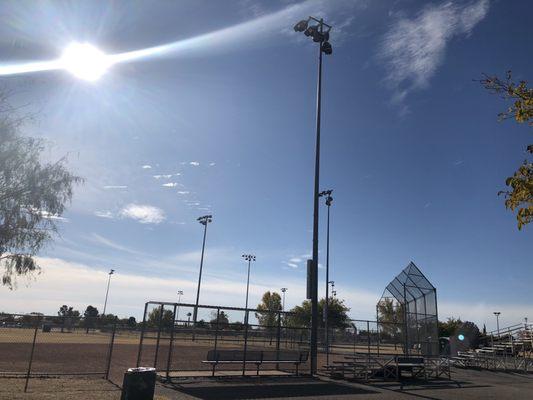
[349,318,404,326]
[145,301,297,316]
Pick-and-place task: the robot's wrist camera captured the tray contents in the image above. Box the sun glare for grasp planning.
[60,42,111,81]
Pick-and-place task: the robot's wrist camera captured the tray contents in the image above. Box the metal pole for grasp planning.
[194,221,208,325]
[24,316,40,393]
[325,200,331,365]
[176,291,182,325]
[310,19,324,377]
[136,302,149,367]
[105,317,117,380]
[243,310,249,376]
[103,270,114,315]
[245,259,251,311]
[153,304,164,369]
[165,305,178,381]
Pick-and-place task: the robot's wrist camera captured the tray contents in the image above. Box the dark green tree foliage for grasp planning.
[209,310,229,329]
[83,305,99,332]
[147,307,174,329]
[286,297,350,329]
[438,318,481,348]
[127,316,137,328]
[0,93,81,288]
[255,291,282,329]
[481,72,532,229]
[58,305,80,318]
[377,298,405,340]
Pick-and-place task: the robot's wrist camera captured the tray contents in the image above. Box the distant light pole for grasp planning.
[177,290,183,324]
[193,215,212,325]
[186,312,192,327]
[494,312,501,336]
[102,269,115,315]
[319,189,333,364]
[281,288,288,311]
[242,254,256,312]
[294,15,333,375]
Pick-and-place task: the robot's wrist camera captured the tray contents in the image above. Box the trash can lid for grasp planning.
[127,367,156,373]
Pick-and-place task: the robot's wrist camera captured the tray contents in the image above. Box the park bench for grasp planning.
[202,349,308,376]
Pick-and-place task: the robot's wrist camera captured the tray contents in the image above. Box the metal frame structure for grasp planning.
[377,262,439,357]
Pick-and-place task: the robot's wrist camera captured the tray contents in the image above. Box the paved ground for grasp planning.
[156,368,533,400]
[3,368,533,399]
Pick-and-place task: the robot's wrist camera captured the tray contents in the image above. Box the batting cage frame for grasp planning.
[377,261,439,357]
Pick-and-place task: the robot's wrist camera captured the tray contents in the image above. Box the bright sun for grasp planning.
[60,42,111,81]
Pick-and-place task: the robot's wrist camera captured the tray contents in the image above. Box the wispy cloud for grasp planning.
[209,162,216,167]
[94,210,114,219]
[88,233,143,255]
[162,182,178,188]
[141,165,152,169]
[153,174,172,179]
[103,185,127,189]
[119,204,165,224]
[379,0,489,105]
[189,161,200,166]
[177,191,190,195]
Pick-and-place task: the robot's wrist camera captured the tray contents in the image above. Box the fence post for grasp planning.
[24,316,40,393]
[276,312,281,370]
[153,304,164,369]
[367,320,370,356]
[165,304,178,381]
[136,303,149,367]
[242,310,249,376]
[376,321,380,356]
[105,317,117,380]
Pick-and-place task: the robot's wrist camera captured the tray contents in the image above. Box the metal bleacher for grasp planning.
[452,322,533,372]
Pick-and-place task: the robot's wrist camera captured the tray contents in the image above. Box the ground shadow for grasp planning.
[162,378,378,399]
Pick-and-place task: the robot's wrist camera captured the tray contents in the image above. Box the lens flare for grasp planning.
[60,42,111,81]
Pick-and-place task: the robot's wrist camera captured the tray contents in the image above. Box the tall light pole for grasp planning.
[319,189,333,364]
[193,215,212,325]
[494,311,501,336]
[293,15,333,375]
[242,254,256,313]
[177,290,183,325]
[281,287,288,311]
[102,269,115,315]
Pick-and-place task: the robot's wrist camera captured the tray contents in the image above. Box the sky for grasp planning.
[0,0,531,330]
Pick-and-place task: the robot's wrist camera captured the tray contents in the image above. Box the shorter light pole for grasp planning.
[281,288,288,311]
[242,254,256,313]
[177,290,183,324]
[494,312,501,336]
[186,312,192,327]
[102,269,115,315]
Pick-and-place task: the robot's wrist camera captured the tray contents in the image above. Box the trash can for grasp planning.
[120,367,156,400]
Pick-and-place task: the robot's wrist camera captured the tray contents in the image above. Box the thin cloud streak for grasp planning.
[379,0,489,104]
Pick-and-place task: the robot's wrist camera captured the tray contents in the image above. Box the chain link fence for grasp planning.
[0,313,123,392]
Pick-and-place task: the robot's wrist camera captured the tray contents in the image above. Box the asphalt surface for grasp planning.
[155,368,533,399]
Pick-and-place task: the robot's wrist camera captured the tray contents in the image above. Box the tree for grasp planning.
[58,305,80,318]
[83,305,99,332]
[438,317,462,338]
[255,291,282,329]
[127,316,137,328]
[286,297,350,329]
[377,298,405,340]
[209,310,229,329]
[480,72,532,229]
[147,307,174,329]
[57,305,80,333]
[0,93,82,288]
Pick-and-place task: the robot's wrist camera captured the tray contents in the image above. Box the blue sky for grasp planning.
[0,0,531,329]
